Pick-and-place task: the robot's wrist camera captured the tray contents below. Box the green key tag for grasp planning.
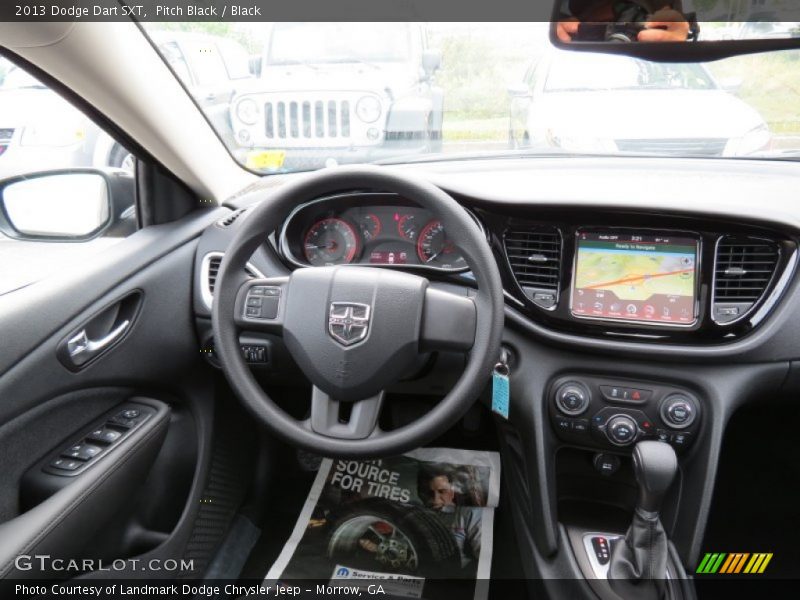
[492,362,510,419]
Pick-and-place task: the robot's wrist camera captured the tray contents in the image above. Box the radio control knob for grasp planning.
[660,394,696,429]
[555,382,590,416]
[606,415,638,446]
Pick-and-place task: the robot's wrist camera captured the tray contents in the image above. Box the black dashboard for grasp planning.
[193,156,800,358]
[267,188,797,345]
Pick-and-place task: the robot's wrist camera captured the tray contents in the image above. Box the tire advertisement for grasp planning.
[265,448,501,600]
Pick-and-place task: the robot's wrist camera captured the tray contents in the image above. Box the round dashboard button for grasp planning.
[606,415,638,446]
[660,394,697,430]
[555,383,590,416]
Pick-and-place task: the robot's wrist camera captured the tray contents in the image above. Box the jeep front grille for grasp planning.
[265,100,351,140]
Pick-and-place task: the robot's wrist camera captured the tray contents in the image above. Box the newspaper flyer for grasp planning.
[265,448,501,600]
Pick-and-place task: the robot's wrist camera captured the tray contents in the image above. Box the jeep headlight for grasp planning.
[725,124,771,156]
[355,96,382,123]
[235,98,259,126]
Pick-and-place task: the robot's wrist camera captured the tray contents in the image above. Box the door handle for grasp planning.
[66,320,130,367]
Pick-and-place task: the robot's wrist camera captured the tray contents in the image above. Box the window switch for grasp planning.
[61,443,103,461]
[87,427,122,444]
[50,458,82,471]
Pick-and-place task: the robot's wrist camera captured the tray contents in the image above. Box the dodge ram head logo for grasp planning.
[328,302,371,346]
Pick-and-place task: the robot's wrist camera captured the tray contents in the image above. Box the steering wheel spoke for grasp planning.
[233,277,290,333]
[420,286,477,352]
[307,386,384,440]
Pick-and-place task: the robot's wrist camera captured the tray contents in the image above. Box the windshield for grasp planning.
[543,53,716,92]
[144,22,800,173]
[267,22,412,64]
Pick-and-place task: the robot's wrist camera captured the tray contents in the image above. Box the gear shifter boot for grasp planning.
[608,441,677,600]
[608,507,668,600]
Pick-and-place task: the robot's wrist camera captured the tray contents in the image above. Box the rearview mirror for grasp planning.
[0,169,135,242]
[550,0,800,61]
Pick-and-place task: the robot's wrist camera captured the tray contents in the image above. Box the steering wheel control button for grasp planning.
[244,286,282,320]
[87,427,122,445]
[600,385,652,403]
[50,458,82,471]
[555,382,590,416]
[593,453,621,476]
[606,415,638,446]
[660,394,696,429]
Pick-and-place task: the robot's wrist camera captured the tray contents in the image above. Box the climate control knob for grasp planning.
[660,394,696,429]
[555,382,590,416]
[606,415,639,446]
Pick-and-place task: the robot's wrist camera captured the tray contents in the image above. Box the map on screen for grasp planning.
[571,232,698,325]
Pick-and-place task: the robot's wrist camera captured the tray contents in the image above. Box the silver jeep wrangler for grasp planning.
[229,22,443,172]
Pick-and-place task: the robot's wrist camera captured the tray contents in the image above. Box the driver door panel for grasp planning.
[0,209,223,579]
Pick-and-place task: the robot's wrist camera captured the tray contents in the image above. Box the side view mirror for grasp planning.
[0,169,135,242]
[507,83,531,98]
[422,49,442,78]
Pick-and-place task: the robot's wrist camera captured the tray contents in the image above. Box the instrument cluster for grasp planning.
[279,195,469,272]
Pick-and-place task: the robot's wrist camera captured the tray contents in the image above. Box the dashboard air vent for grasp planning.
[504,227,562,309]
[201,253,263,310]
[217,208,247,227]
[713,237,779,323]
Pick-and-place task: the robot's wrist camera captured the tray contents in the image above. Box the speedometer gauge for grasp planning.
[417,220,467,269]
[303,218,360,266]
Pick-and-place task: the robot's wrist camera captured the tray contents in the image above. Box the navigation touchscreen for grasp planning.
[571,232,699,325]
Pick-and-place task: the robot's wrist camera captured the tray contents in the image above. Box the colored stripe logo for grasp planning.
[696,552,773,574]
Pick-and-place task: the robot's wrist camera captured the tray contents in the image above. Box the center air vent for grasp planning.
[712,237,780,324]
[200,253,264,310]
[504,227,562,309]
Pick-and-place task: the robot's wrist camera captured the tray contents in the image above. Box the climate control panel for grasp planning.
[549,375,701,451]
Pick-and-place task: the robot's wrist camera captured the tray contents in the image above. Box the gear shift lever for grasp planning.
[633,440,678,514]
[608,441,678,600]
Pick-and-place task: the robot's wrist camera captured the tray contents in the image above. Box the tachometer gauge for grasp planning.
[359,213,382,242]
[397,214,418,241]
[303,218,360,266]
[417,220,467,269]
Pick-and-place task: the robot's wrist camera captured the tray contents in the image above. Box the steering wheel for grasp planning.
[212,166,504,458]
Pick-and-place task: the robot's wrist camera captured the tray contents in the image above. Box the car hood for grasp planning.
[236,62,418,96]
[536,89,765,139]
[0,88,81,128]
